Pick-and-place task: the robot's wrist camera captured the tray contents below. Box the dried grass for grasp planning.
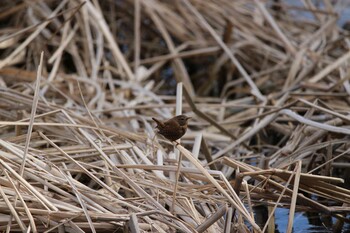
[0,0,349,232]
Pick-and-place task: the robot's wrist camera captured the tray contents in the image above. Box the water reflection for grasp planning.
[253,207,349,232]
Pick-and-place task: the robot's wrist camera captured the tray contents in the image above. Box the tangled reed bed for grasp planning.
[0,0,349,232]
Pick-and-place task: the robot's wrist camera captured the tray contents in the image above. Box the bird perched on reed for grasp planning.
[152,115,191,143]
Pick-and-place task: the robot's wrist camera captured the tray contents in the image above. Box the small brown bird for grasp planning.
[152,115,191,143]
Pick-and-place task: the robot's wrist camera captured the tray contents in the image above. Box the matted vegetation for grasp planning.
[0,0,349,232]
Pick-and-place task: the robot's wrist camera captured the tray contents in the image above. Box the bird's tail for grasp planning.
[152,118,164,128]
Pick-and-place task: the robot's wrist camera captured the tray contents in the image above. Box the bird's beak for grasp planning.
[186,116,192,121]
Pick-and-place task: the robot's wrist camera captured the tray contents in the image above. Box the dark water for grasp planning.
[255,207,350,233]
